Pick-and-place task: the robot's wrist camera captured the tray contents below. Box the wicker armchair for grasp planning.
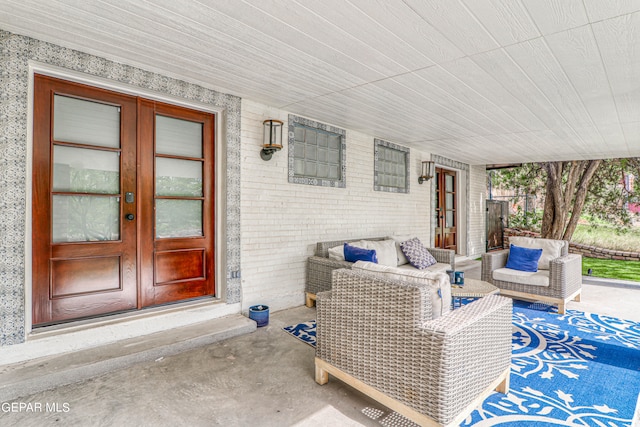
[315,269,512,427]
[306,237,455,307]
[481,239,582,314]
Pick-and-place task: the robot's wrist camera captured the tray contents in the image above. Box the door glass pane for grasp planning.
[156,115,203,158]
[446,210,455,228]
[156,158,203,197]
[156,200,203,238]
[53,95,120,148]
[53,195,120,242]
[446,193,454,210]
[445,174,455,192]
[53,146,120,194]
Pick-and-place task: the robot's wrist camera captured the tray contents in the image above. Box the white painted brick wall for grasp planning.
[240,100,435,312]
[467,164,487,258]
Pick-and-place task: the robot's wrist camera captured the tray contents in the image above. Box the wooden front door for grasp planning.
[32,75,215,326]
[434,168,457,252]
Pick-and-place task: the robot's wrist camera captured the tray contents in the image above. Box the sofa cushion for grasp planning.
[400,237,437,269]
[493,267,550,287]
[360,239,398,267]
[389,235,413,266]
[352,261,451,319]
[397,262,451,273]
[344,243,378,263]
[509,236,565,270]
[505,244,543,272]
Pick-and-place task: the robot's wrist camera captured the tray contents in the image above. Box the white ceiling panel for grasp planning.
[401,0,499,55]
[1,0,639,164]
[592,13,640,126]
[583,0,640,22]
[505,38,605,150]
[461,0,540,45]
[521,0,589,35]
[347,0,466,64]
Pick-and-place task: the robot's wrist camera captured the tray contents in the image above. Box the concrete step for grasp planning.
[0,314,256,402]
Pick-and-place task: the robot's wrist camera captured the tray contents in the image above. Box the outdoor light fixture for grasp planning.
[418,160,435,184]
[260,119,283,161]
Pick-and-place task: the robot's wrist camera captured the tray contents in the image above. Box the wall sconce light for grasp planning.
[418,160,435,184]
[260,119,283,161]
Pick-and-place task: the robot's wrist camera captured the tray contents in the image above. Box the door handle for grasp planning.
[125,213,135,221]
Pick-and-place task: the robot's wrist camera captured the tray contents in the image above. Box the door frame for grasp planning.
[433,167,458,253]
[24,63,229,333]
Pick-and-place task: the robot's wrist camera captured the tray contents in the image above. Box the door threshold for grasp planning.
[1,299,240,366]
[31,297,221,337]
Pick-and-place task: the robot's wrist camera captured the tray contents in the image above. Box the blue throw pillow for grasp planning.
[506,244,543,272]
[343,243,378,263]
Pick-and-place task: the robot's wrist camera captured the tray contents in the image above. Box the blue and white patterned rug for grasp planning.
[283,320,316,347]
[283,301,640,426]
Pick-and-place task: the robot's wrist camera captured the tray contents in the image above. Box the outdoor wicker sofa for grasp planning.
[481,237,582,314]
[315,268,512,427]
[306,236,455,307]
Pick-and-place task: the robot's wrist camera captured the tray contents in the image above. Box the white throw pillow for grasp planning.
[389,235,414,266]
[509,236,565,270]
[327,245,345,261]
[361,239,398,267]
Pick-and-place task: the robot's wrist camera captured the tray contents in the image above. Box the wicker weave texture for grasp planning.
[481,242,582,300]
[316,269,512,425]
[307,237,456,296]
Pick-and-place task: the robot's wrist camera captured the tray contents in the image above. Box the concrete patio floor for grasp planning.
[1,260,638,427]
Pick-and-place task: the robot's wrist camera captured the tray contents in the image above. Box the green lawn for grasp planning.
[572,224,640,252]
[582,257,640,282]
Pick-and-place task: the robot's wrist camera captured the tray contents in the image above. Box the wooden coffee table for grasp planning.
[451,278,499,308]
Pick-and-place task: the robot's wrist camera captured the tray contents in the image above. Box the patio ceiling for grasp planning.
[1,1,639,165]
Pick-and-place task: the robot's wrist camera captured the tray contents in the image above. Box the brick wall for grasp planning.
[240,100,437,312]
[504,228,640,261]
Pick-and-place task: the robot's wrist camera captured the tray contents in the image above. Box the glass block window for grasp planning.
[374,139,410,193]
[288,114,346,188]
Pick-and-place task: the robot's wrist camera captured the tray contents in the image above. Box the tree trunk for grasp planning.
[541,162,565,240]
[540,160,602,241]
[562,160,602,240]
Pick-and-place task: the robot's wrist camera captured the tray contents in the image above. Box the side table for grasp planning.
[451,278,499,308]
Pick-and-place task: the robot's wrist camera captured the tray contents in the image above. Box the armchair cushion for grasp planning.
[493,267,550,287]
[400,237,437,269]
[505,244,543,272]
[344,243,378,263]
[509,236,566,270]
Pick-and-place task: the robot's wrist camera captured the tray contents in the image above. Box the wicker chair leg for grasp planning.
[574,292,581,302]
[305,292,316,308]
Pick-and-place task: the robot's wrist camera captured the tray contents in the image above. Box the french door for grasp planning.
[32,75,215,326]
[434,168,457,252]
